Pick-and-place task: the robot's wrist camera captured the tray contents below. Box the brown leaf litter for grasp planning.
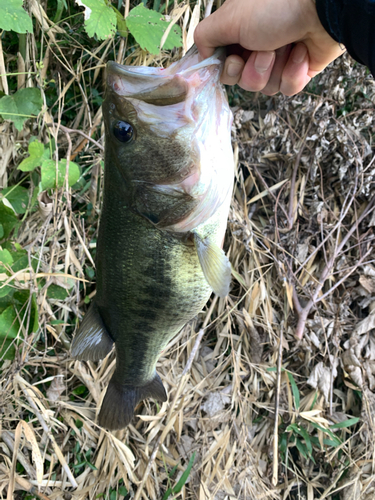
[1,8,375,500]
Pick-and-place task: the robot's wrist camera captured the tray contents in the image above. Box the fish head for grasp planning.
[103,46,234,231]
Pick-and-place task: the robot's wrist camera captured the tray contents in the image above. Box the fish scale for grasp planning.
[71,46,234,430]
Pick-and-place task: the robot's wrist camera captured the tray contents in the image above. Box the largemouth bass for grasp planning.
[71,46,234,430]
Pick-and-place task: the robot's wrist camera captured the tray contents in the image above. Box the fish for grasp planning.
[71,46,234,430]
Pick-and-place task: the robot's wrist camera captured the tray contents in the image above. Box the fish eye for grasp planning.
[113,120,134,143]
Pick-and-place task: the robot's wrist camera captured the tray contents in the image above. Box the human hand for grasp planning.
[194,0,345,96]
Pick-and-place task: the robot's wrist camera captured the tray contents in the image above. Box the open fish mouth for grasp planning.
[106,45,225,105]
[104,45,233,234]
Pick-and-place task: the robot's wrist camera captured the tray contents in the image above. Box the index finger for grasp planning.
[194,6,240,59]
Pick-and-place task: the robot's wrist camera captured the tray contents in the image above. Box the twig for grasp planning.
[15,375,78,488]
[0,464,51,500]
[0,37,9,94]
[116,0,129,64]
[63,130,72,212]
[293,196,375,338]
[316,247,372,304]
[205,0,215,17]
[2,430,37,480]
[272,326,283,486]
[287,100,322,230]
[295,185,356,275]
[252,163,289,221]
[46,123,104,151]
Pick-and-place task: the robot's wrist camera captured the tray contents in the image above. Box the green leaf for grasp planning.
[0,0,33,34]
[85,266,95,279]
[18,140,46,172]
[168,462,179,478]
[288,424,312,455]
[76,0,117,40]
[30,292,39,333]
[11,290,38,334]
[330,417,360,430]
[0,338,16,361]
[118,486,128,497]
[0,305,20,341]
[47,284,69,300]
[0,88,43,131]
[162,487,173,500]
[11,254,28,273]
[173,452,195,494]
[73,384,88,395]
[41,159,80,190]
[0,201,19,239]
[0,225,4,239]
[112,6,127,37]
[279,432,288,456]
[287,371,300,410]
[295,438,309,461]
[309,422,342,446]
[310,435,341,449]
[309,391,318,411]
[117,17,127,37]
[0,248,14,299]
[0,248,13,270]
[1,186,29,214]
[162,452,196,500]
[127,4,182,55]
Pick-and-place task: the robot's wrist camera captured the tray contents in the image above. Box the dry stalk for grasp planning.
[0,464,50,500]
[205,0,215,17]
[287,100,322,230]
[2,430,37,480]
[272,325,283,486]
[0,37,9,94]
[46,123,104,152]
[15,375,78,488]
[293,196,375,338]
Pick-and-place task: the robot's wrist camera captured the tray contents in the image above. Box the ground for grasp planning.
[0,2,375,500]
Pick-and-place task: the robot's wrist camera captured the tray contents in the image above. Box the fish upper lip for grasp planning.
[106,48,224,104]
[106,47,225,80]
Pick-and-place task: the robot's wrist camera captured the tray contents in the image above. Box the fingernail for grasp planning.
[292,44,307,64]
[227,62,243,78]
[254,51,275,74]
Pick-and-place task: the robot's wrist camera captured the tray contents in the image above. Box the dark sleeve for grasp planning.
[315,0,375,76]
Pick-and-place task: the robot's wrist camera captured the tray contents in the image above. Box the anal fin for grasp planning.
[193,233,231,297]
[71,302,114,361]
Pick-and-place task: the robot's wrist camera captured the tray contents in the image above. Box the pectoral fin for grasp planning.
[71,302,114,361]
[193,233,231,297]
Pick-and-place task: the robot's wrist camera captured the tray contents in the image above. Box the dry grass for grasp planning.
[1,2,375,499]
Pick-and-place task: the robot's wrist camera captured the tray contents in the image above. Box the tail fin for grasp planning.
[98,372,167,430]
